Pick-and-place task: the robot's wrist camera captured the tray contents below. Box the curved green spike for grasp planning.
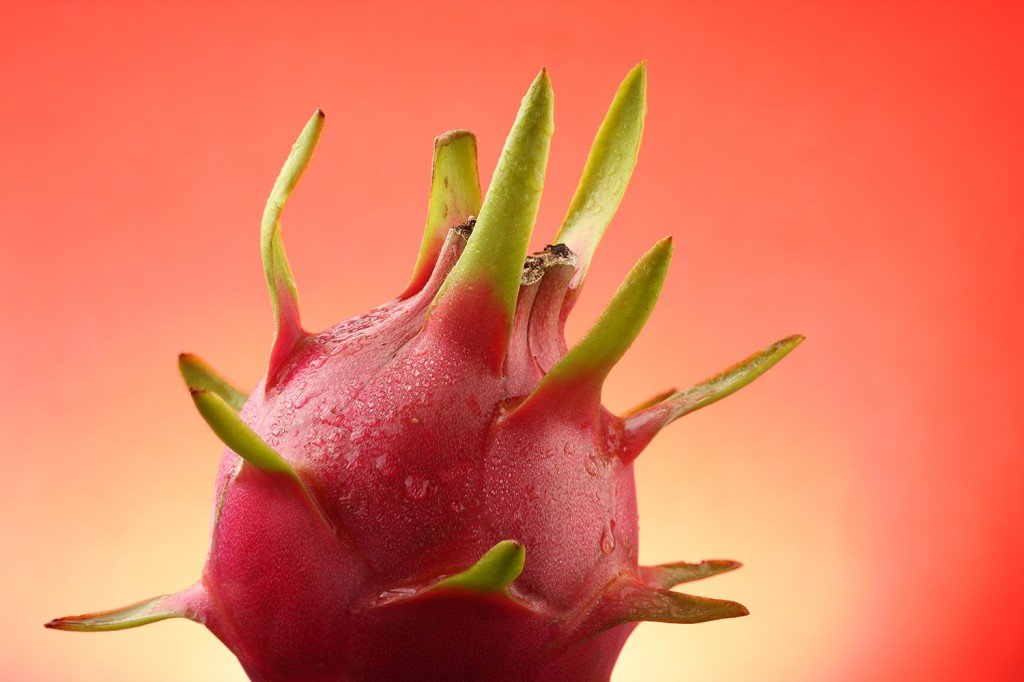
[262,110,323,380]
[434,540,526,593]
[640,560,742,590]
[191,389,297,475]
[178,353,247,411]
[622,587,748,626]
[620,334,804,461]
[664,335,805,422]
[189,389,334,532]
[403,130,482,298]
[45,595,179,632]
[45,585,205,632]
[596,579,747,631]
[433,69,554,332]
[517,238,672,413]
[554,62,647,289]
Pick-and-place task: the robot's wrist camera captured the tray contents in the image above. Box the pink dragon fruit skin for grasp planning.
[47,65,802,681]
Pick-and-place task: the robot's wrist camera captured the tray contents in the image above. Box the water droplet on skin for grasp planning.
[349,424,365,442]
[615,581,640,601]
[404,476,430,500]
[584,452,601,476]
[344,447,361,465]
[600,519,617,554]
[376,587,417,605]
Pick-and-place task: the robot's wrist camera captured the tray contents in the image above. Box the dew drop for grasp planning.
[600,519,617,554]
[375,587,417,605]
[668,598,696,620]
[404,476,430,500]
[349,423,365,442]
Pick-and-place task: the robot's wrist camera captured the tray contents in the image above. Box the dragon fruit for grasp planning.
[47,65,802,681]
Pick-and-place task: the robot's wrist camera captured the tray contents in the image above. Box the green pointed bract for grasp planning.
[44,586,204,632]
[597,580,748,631]
[518,238,672,413]
[625,587,748,626]
[45,595,179,632]
[433,69,554,330]
[403,130,482,298]
[191,388,297,475]
[620,334,803,462]
[189,389,333,533]
[178,353,247,411]
[554,62,646,289]
[664,334,805,422]
[262,110,323,379]
[640,560,742,590]
[433,540,526,593]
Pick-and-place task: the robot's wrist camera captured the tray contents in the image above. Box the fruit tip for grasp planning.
[652,236,674,260]
[44,614,94,630]
[315,109,325,119]
[717,559,743,570]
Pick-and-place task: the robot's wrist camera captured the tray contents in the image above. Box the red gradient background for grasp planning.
[3,2,1022,680]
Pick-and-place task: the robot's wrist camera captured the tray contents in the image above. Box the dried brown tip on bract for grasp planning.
[518,243,577,285]
[449,220,575,286]
[540,243,577,267]
[520,255,546,286]
[453,217,476,239]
